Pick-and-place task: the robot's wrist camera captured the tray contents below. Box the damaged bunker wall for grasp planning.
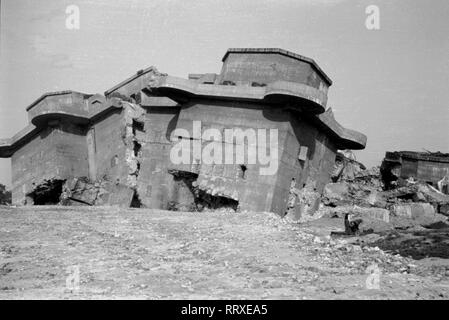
[138,101,339,215]
[381,151,449,189]
[11,120,89,205]
[12,98,147,207]
[91,101,146,206]
[280,113,339,220]
[162,101,285,213]
[133,105,180,209]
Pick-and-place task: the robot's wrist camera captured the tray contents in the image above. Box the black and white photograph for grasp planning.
[0,0,448,305]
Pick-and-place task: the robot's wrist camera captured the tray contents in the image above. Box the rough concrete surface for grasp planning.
[1,206,448,300]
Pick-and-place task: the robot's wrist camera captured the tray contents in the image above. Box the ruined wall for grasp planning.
[277,113,338,218]
[381,152,449,189]
[163,100,292,213]
[11,121,88,204]
[92,102,147,203]
[386,158,449,186]
[416,160,449,185]
[92,109,128,183]
[291,114,337,191]
[399,159,419,180]
[8,98,339,212]
[135,106,180,208]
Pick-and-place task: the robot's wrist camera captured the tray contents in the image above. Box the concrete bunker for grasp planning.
[0,48,367,217]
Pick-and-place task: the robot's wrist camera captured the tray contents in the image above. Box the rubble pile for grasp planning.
[268,214,420,276]
[318,151,449,237]
[25,176,141,208]
[167,170,239,213]
[380,151,449,191]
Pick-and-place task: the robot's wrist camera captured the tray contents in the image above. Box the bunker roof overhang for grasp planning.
[0,49,365,157]
[305,108,367,150]
[0,124,38,158]
[148,76,366,150]
[0,92,123,158]
[147,75,327,114]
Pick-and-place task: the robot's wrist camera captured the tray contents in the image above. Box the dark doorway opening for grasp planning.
[27,179,65,205]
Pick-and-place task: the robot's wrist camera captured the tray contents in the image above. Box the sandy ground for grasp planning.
[0,205,448,300]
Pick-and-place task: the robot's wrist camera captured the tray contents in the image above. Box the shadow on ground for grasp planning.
[371,227,449,260]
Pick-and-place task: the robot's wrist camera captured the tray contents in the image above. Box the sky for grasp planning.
[0,0,448,187]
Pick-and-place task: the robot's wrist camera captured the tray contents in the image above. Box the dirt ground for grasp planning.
[0,205,448,300]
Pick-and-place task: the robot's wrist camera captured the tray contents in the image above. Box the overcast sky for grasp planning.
[1,0,448,187]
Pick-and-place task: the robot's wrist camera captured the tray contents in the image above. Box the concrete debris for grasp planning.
[122,102,146,190]
[352,166,383,189]
[440,203,449,216]
[322,183,351,207]
[285,182,321,222]
[331,150,366,183]
[322,179,386,209]
[393,203,435,219]
[319,153,449,238]
[60,177,135,208]
[168,170,239,213]
[381,151,449,190]
[437,173,449,195]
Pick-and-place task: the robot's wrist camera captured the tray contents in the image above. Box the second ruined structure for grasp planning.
[381,151,449,193]
[0,48,366,218]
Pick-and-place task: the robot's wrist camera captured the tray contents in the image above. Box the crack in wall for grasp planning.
[122,101,146,207]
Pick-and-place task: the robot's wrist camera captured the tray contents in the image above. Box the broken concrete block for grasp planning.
[350,206,390,223]
[61,177,136,207]
[358,216,395,234]
[416,183,449,205]
[331,150,366,182]
[322,182,350,206]
[365,190,388,208]
[324,183,349,200]
[90,179,135,208]
[412,191,427,202]
[437,173,449,195]
[344,206,392,234]
[391,212,448,230]
[439,203,449,216]
[392,203,435,219]
[296,188,321,222]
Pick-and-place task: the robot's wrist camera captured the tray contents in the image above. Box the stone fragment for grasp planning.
[392,203,435,219]
[323,183,349,202]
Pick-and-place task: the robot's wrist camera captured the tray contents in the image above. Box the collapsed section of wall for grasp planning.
[167,170,239,212]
